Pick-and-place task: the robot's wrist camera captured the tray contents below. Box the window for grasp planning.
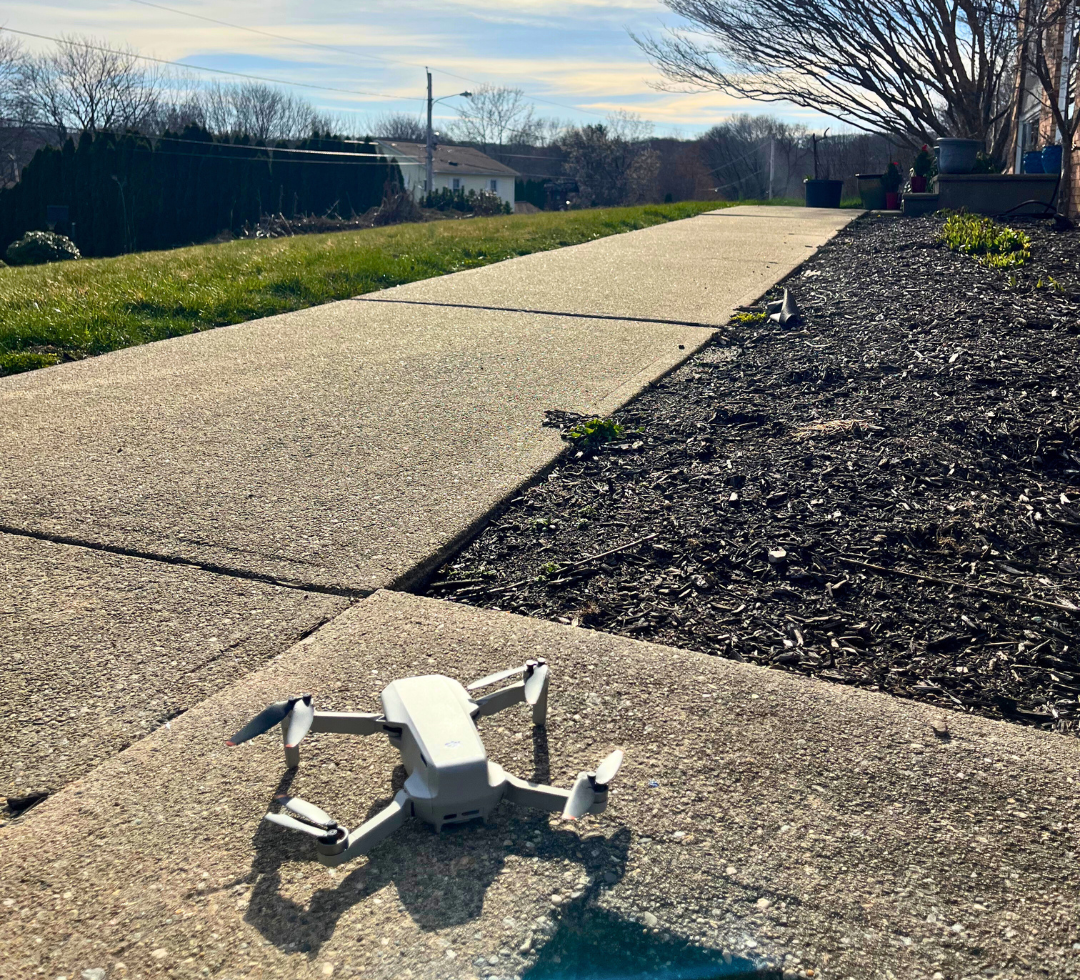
[490,179,498,192]
[452,177,461,191]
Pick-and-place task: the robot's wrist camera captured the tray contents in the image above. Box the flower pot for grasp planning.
[884,191,900,210]
[1023,150,1045,174]
[936,138,981,174]
[804,178,844,208]
[855,173,886,210]
[1042,144,1063,173]
[909,175,928,193]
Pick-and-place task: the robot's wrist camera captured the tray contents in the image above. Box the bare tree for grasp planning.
[184,81,323,140]
[700,115,808,198]
[22,34,162,137]
[368,111,426,141]
[0,34,34,183]
[1018,0,1080,214]
[453,85,542,148]
[560,111,661,206]
[633,0,1019,157]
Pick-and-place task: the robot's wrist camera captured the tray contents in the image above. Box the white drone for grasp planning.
[227,659,624,867]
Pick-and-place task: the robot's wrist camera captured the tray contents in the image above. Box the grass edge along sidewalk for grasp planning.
[0,200,736,378]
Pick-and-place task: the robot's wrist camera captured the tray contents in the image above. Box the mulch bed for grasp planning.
[421,212,1080,733]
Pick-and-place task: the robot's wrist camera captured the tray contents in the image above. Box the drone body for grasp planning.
[227,660,624,867]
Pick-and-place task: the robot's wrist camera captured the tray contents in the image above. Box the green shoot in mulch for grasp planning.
[730,311,768,325]
[942,212,1032,269]
[0,200,748,377]
[564,417,626,448]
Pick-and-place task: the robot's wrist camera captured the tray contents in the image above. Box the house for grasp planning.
[374,140,518,209]
[1008,4,1080,215]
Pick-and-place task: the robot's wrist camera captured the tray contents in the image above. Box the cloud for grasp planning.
[2,0,823,133]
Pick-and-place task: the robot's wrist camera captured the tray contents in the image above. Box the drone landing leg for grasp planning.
[473,683,526,718]
[309,711,385,736]
[317,790,412,867]
[280,719,300,769]
[502,772,571,813]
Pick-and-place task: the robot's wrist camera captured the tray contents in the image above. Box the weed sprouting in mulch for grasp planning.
[424,213,1080,734]
[942,212,1032,268]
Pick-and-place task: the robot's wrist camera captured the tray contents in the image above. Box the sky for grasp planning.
[2,0,829,137]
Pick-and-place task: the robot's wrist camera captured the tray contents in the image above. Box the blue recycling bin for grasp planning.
[1042,144,1063,173]
[1023,150,1045,174]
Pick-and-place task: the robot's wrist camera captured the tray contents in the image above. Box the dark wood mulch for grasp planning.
[420,212,1080,733]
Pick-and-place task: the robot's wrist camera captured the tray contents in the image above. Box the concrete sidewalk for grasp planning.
[2,591,1077,980]
[0,532,347,803]
[0,302,706,594]
[360,206,855,327]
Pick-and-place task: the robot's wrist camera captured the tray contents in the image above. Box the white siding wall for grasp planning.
[377,145,515,208]
[436,172,515,208]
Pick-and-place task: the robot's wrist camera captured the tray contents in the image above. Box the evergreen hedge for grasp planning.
[0,125,400,258]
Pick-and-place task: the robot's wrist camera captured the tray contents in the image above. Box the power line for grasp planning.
[151,132,394,159]
[126,0,418,72]
[0,26,423,102]
[120,0,613,120]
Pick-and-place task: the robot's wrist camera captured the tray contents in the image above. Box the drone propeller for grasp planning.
[226,694,313,747]
[274,795,336,830]
[594,748,624,787]
[264,812,340,840]
[285,697,314,748]
[466,664,528,692]
[562,749,625,820]
[524,662,549,706]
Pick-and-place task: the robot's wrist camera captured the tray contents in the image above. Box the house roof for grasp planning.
[376,140,519,177]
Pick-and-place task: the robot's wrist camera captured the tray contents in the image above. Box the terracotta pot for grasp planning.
[910,175,928,193]
[885,191,900,209]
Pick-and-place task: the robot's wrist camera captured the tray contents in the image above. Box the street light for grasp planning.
[426,69,471,198]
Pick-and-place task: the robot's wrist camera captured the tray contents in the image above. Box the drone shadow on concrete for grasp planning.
[230,728,636,958]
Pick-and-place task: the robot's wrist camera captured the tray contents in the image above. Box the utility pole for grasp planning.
[1057,3,1075,145]
[424,72,471,201]
[426,68,434,200]
[768,139,775,200]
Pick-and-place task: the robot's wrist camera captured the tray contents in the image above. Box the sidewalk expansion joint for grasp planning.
[0,523,369,599]
[351,296,721,330]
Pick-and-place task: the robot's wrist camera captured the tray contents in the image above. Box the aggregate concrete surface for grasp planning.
[2,591,1077,980]
[0,302,708,593]
[357,207,856,327]
[0,532,348,806]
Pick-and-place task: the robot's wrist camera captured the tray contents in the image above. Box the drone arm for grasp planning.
[317,790,412,867]
[502,772,572,813]
[309,711,386,736]
[473,683,526,718]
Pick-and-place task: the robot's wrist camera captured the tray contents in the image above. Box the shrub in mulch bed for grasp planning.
[423,213,1080,734]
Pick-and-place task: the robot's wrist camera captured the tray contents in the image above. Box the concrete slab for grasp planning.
[0,302,709,593]
[2,590,1077,980]
[358,207,858,327]
[0,532,348,805]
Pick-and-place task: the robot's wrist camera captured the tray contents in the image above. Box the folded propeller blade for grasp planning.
[264,812,336,839]
[524,663,549,706]
[226,699,293,746]
[467,664,527,692]
[275,795,336,829]
[562,772,595,821]
[594,749,624,787]
[285,695,314,748]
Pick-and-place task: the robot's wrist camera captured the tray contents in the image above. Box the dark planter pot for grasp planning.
[1023,150,1044,174]
[804,179,844,208]
[937,138,981,174]
[855,173,886,210]
[885,191,900,210]
[910,175,928,192]
[1042,144,1063,173]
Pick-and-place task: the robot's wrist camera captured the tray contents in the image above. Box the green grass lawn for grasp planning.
[0,199,763,377]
